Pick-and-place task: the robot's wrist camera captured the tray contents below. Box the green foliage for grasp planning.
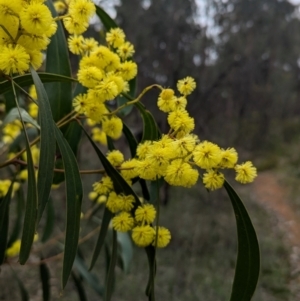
[0,1,263,301]
[0,181,14,265]
[224,181,260,301]
[54,125,83,288]
[30,67,56,224]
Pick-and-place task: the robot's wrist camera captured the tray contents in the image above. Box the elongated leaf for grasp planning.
[95,5,118,30]
[145,246,156,301]
[224,181,260,301]
[89,207,113,270]
[39,259,51,301]
[3,107,40,129]
[11,268,29,301]
[117,78,137,116]
[122,123,137,157]
[19,110,38,265]
[0,181,14,265]
[80,126,141,269]
[3,90,16,113]
[149,178,164,204]
[41,198,55,243]
[30,67,56,224]
[8,128,39,155]
[135,102,160,141]
[53,121,82,184]
[117,96,134,117]
[45,0,72,123]
[81,126,140,202]
[107,136,115,151]
[117,232,133,274]
[104,230,118,301]
[122,123,150,200]
[71,272,88,301]
[0,73,76,94]
[8,187,25,248]
[52,83,85,184]
[74,255,103,296]
[54,126,83,288]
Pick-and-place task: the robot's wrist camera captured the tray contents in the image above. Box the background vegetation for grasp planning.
[1,0,300,300]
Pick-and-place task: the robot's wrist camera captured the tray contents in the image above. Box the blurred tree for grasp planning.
[207,0,300,149]
[116,0,212,132]
[115,0,300,151]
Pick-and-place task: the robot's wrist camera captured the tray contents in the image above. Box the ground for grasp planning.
[253,171,300,299]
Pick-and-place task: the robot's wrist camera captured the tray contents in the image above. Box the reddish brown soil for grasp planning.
[253,171,300,247]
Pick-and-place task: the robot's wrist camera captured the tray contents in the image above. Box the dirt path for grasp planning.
[253,171,300,247]
[253,171,300,298]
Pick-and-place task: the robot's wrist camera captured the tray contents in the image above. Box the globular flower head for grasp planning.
[173,96,187,111]
[20,2,53,35]
[0,14,19,45]
[106,28,126,48]
[135,204,156,224]
[54,1,67,14]
[177,76,196,96]
[102,116,123,140]
[18,34,50,51]
[164,159,199,187]
[0,179,12,198]
[118,61,137,81]
[167,109,195,137]
[91,127,107,145]
[136,140,153,159]
[152,226,171,248]
[68,0,96,23]
[135,159,159,181]
[85,102,108,123]
[28,102,38,118]
[172,134,198,157]
[0,44,30,75]
[157,89,176,112]
[219,148,238,168]
[117,41,135,60]
[120,159,139,180]
[5,239,21,258]
[118,194,135,212]
[90,46,118,70]
[132,225,155,247]
[106,191,123,213]
[44,21,58,38]
[112,212,134,232]
[235,161,257,184]
[106,150,124,167]
[73,93,89,114]
[68,35,85,55]
[77,66,103,88]
[82,37,98,55]
[93,176,114,195]
[26,49,43,70]
[63,16,88,35]
[145,144,173,174]
[203,170,225,191]
[95,78,119,101]
[193,141,222,169]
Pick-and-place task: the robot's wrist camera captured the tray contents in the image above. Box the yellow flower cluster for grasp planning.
[0,179,19,198]
[91,150,171,248]
[0,0,57,75]
[5,239,21,258]
[71,27,137,139]
[5,234,38,258]
[61,0,96,35]
[2,120,22,144]
[105,78,257,190]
